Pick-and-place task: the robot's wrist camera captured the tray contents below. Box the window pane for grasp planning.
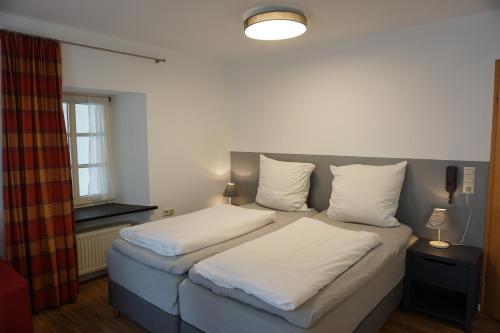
[88,166,107,196]
[62,102,69,132]
[77,137,90,164]
[75,103,90,133]
[79,167,104,197]
[78,167,89,196]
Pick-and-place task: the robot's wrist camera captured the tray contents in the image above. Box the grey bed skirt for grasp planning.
[108,275,402,333]
[109,278,180,333]
[179,281,403,333]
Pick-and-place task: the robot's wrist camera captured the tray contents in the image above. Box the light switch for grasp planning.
[463,167,476,194]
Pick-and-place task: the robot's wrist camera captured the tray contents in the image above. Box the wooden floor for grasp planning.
[34,277,500,333]
[34,277,144,333]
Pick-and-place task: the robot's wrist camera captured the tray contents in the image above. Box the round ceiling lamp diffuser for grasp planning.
[244,11,307,40]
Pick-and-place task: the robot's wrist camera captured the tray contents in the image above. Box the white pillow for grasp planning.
[256,155,315,211]
[327,161,407,227]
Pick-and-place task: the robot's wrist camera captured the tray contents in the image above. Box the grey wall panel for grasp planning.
[230,151,489,248]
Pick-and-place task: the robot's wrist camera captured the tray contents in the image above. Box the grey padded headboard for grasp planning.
[230,151,489,248]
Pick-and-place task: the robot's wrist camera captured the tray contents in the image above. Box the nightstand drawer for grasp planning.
[409,255,468,292]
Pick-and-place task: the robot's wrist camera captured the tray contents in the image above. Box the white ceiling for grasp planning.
[1,0,499,60]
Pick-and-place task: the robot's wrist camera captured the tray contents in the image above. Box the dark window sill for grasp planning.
[74,203,158,223]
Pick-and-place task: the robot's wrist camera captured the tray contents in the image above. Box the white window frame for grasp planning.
[63,94,113,207]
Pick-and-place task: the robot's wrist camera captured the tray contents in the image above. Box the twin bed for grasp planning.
[108,155,415,333]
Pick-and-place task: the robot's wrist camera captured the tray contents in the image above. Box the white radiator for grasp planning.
[76,224,131,276]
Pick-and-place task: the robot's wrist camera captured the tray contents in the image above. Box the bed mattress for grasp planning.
[108,203,318,315]
[184,211,414,329]
[108,247,184,315]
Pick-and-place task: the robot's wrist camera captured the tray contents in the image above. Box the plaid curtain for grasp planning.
[1,30,78,312]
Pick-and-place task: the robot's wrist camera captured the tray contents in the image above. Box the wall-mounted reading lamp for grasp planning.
[446,166,458,204]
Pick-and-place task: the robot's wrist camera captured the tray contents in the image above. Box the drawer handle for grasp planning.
[422,257,455,267]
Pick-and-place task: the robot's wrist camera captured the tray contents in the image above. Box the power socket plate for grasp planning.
[163,207,175,217]
[463,167,476,194]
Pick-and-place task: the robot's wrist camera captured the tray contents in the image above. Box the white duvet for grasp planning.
[192,217,382,311]
[119,204,277,256]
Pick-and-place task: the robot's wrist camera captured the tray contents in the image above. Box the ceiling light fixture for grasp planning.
[244,11,307,41]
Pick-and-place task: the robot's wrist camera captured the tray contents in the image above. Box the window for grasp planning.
[63,95,114,206]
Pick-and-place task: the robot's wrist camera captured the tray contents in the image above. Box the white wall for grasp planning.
[111,93,150,205]
[0,13,231,257]
[228,10,500,162]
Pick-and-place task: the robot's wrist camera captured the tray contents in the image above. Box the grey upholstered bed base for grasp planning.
[179,282,403,333]
[109,278,180,333]
[109,277,402,333]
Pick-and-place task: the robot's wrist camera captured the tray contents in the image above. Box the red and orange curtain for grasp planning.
[1,30,78,312]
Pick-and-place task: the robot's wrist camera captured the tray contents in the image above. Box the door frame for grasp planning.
[482,59,500,312]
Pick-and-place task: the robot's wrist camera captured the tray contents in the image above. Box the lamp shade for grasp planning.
[223,182,238,198]
[425,208,450,230]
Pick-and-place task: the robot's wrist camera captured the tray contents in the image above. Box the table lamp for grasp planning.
[426,208,451,249]
[223,182,238,204]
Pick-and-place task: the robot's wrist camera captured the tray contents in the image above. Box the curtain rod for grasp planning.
[1,29,166,63]
[61,40,166,63]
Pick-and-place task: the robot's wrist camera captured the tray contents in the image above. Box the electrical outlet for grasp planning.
[462,167,476,194]
[163,207,175,217]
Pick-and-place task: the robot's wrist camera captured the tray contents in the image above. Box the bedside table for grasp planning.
[403,239,482,333]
